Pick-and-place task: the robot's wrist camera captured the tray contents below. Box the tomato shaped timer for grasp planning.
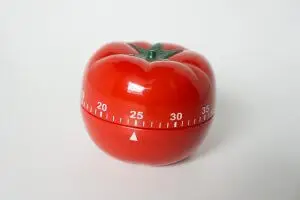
[80,41,215,166]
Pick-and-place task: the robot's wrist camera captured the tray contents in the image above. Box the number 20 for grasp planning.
[97,101,108,111]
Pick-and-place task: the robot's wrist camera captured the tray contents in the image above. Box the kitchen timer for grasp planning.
[81,41,215,166]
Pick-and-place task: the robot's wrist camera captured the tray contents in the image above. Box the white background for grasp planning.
[1,0,300,199]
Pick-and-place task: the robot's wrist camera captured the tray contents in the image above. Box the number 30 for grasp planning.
[170,112,183,121]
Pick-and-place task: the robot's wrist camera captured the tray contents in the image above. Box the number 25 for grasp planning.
[130,111,143,119]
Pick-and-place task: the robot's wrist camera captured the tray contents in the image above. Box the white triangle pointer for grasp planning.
[130,131,138,141]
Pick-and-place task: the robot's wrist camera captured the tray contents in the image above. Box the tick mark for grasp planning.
[142,121,145,127]
[150,121,153,127]
[166,122,169,128]
[198,116,201,123]
[112,115,115,122]
[90,106,93,112]
[100,111,103,118]
[174,122,177,128]
[127,119,130,125]
[181,121,184,126]
[119,118,123,123]
[94,109,97,115]
[187,120,190,126]
[203,115,206,121]
[105,113,108,119]
[159,122,162,128]
[134,120,138,126]
[86,104,89,110]
[194,118,196,124]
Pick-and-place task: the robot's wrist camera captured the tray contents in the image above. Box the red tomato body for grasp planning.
[81,41,215,166]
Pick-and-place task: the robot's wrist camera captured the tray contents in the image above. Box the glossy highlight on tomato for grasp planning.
[80,41,216,166]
